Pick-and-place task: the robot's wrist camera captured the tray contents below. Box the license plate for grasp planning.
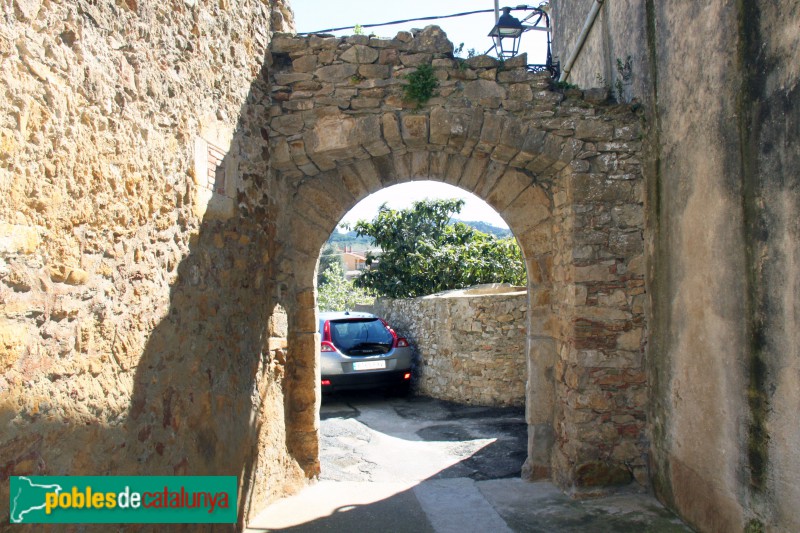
[353,360,386,371]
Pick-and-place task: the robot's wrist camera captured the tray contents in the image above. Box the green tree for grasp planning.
[317,261,376,312]
[352,199,526,298]
[317,243,345,287]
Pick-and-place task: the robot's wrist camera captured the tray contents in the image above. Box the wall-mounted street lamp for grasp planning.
[486,3,557,77]
[488,6,526,59]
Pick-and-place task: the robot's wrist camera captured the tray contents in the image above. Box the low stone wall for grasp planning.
[375,285,527,407]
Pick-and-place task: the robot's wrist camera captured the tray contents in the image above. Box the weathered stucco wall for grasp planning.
[551,0,650,102]
[0,0,303,527]
[374,286,528,407]
[552,1,800,531]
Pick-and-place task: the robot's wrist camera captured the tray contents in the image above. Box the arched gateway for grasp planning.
[267,27,647,492]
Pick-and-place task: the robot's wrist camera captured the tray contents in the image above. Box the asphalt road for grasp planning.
[247,390,690,533]
[318,390,528,484]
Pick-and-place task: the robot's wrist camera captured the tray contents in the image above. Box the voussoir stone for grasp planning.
[271,114,305,135]
[401,115,429,146]
[429,107,451,145]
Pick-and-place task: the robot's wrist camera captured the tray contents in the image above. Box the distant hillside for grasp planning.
[327,230,374,251]
[326,221,511,250]
[458,220,512,239]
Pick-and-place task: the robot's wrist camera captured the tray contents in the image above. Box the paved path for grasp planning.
[247,392,690,533]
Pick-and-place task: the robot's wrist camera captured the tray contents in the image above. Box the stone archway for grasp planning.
[267,27,647,491]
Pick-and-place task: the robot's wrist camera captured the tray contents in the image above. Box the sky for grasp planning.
[290,0,549,61]
[338,181,509,229]
[289,1,551,230]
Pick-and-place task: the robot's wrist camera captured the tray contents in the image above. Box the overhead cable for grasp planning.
[299,7,543,35]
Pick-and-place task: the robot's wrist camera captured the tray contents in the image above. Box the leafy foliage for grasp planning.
[317,261,376,312]
[317,243,345,287]
[352,199,526,298]
[614,55,633,102]
[454,42,477,59]
[403,64,438,106]
[454,42,477,71]
[554,80,579,91]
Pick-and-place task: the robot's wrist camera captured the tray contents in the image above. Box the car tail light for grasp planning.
[321,379,331,386]
[379,318,409,348]
[320,341,336,352]
[322,320,332,342]
[403,372,411,380]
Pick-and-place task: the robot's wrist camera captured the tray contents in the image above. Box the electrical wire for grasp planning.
[299,6,545,35]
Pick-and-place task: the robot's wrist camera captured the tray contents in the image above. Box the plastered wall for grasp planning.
[552,1,800,530]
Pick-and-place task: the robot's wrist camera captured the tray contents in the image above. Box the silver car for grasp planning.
[319,311,414,393]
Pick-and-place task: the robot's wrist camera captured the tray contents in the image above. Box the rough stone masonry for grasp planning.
[0,0,304,527]
[1,1,794,532]
[265,26,647,492]
[2,1,649,530]
[374,286,529,408]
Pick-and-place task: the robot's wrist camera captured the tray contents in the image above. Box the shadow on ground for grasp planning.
[248,390,690,533]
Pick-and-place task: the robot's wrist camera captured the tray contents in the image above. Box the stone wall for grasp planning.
[374,286,527,407]
[1,4,655,527]
[552,1,800,531]
[264,27,649,491]
[4,1,796,529]
[0,0,302,527]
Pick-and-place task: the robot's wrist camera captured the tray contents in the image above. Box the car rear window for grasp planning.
[329,319,393,355]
